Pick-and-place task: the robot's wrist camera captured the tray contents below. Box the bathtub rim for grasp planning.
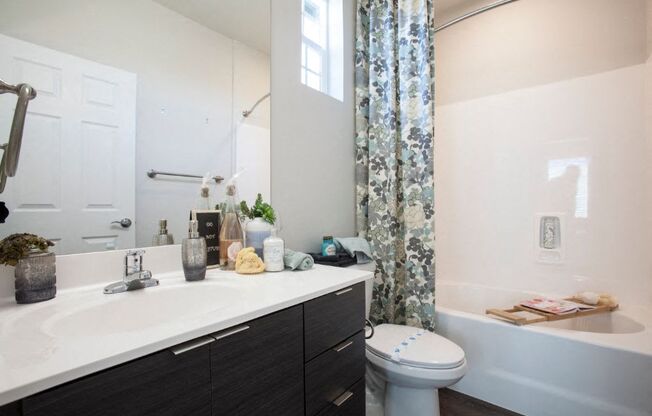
[435,280,652,357]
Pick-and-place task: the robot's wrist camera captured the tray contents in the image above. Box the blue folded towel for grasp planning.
[284,249,314,271]
[334,237,373,264]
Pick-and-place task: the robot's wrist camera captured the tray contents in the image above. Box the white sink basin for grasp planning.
[53,285,236,336]
[1,282,239,340]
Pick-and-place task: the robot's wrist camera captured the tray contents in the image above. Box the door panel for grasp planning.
[0,33,136,253]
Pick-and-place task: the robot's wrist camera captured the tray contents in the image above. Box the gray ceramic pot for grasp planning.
[14,251,56,304]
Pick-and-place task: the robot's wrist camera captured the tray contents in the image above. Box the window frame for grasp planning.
[301,0,330,93]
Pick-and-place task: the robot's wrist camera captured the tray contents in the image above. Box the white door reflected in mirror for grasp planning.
[0,0,271,255]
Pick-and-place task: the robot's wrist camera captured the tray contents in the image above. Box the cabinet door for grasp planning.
[211,305,304,416]
[0,402,20,416]
[304,283,365,361]
[305,331,365,416]
[23,340,212,416]
[316,379,365,416]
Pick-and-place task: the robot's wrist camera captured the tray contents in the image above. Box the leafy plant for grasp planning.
[0,233,54,267]
[240,194,276,225]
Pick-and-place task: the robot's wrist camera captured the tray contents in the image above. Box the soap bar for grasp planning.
[235,247,265,274]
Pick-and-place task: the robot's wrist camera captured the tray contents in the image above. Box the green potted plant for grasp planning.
[240,194,276,257]
[0,233,56,304]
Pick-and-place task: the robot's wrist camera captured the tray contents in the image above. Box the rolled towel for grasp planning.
[576,291,600,305]
[284,249,315,271]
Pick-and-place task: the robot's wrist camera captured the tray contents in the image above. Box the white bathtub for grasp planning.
[434,281,652,416]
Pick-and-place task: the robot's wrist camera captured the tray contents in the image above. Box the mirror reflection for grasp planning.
[0,0,271,255]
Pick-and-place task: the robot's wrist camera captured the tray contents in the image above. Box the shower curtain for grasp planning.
[355,0,436,331]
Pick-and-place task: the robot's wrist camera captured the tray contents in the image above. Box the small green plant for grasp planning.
[240,194,276,225]
[0,233,54,267]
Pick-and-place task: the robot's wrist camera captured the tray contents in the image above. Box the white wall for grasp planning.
[233,42,271,206]
[270,0,356,252]
[0,0,269,247]
[436,0,647,105]
[435,0,652,306]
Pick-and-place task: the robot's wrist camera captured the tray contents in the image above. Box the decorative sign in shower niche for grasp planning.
[535,214,564,264]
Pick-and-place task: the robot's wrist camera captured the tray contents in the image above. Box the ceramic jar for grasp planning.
[245,217,272,258]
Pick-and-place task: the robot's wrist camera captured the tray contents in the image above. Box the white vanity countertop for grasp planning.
[0,265,373,406]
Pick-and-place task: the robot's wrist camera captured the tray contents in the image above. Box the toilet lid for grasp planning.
[366,324,465,369]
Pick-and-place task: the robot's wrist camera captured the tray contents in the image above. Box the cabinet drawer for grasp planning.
[304,282,365,361]
[23,342,212,416]
[305,331,365,416]
[316,379,365,416]
[211,305,304,416]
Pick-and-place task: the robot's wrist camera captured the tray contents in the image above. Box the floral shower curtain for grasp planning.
[355,0,436,331]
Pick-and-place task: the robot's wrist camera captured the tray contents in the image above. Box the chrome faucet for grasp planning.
[103,250,159,294]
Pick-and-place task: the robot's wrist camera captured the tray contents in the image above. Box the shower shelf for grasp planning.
[486,298,619,326]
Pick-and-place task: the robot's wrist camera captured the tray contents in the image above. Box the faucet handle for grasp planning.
[125,249,146,276]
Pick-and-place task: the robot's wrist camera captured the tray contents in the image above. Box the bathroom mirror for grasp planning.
[0,0,271,255]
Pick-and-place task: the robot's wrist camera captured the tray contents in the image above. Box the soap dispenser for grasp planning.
[182,220,207,281]
[263,228,284,272]
[152,219,174,246]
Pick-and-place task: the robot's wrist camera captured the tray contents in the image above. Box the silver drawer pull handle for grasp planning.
[333,391,354,407]
[212,325,250,341]
[334,287,353,296]
[170,336,215,355]
[334,340,353,352]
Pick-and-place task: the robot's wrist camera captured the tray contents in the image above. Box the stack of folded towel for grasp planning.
[310,237,373,267]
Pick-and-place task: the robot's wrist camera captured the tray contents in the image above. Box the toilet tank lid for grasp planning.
[366,324,465,369]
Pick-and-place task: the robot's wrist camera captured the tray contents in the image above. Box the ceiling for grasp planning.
[153,0,270,53]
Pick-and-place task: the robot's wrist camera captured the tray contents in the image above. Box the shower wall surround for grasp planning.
[435,0,652,306]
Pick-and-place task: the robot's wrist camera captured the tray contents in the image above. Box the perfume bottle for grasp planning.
[218,184,244,270]
[182,220,207,281]
[152,219,174,246]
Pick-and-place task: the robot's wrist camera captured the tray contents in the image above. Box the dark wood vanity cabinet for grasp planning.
[211,305,304,416]
[0,282,366,416]
[304,282,366,416]
[22,343,212,416]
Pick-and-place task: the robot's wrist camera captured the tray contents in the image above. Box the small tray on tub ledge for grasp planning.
[486,297,619,326]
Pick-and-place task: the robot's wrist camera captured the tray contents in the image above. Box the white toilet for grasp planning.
[358,269,467,416]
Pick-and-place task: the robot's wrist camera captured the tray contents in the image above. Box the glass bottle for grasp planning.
[219,184,244,270]
[321,235,336,256]
[196,182,212,211]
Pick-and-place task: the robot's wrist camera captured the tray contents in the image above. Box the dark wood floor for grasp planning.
[440,389,524,416]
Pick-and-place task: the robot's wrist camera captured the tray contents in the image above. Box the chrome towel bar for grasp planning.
[147,169,224,184]
[0,78,37,193]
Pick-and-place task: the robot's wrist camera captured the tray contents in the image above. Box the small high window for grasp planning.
[301,0,343,101]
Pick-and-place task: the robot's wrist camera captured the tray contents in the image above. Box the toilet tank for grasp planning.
[348,263,375,320]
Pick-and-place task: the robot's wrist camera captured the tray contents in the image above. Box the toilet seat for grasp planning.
[366,347,467,387]
[366,324,465,370]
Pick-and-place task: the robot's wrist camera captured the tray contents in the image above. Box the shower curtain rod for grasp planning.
[434,0,519,33]
[242,92,271,118]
